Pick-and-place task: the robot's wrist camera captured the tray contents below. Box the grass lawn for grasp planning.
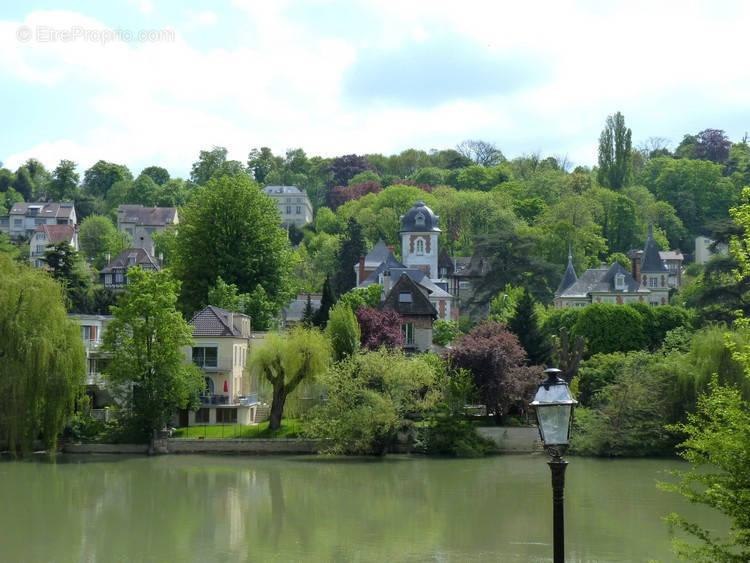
[171,419,302,439]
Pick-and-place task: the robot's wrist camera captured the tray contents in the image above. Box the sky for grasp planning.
[1,0,750,178]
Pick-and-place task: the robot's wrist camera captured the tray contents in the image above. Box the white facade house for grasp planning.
[29,224,78,268]
[262,185,313,227]
[179,306,260,427]
[69,314,114,412]
[695,235,729,265]
[1,202,76,239]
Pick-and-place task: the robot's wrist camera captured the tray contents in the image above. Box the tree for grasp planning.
[303,349,439,454]
[327,154,374,190]
[333,218,366,296]
[597,111,632,190]
[693,128,731,164]
[12,166,33,200]
[172,174,293,316]
[126,174,159,206]
[206,277,277,331]
[314,276,336,327]
[49,160,79,201]
[432,319,460,346]
[661,378,750,562]
[301,294,316,326]
[247,147,281,183]
[140,166,170,186]
[251,327,330,430]
[79,214,128,269]
[356,307,405,350]
[83,160,132,198]
[507,288,550,365]
[456,139,505,167]
[190,146,228,186]
[338,284,383,312]
[448,321,541,420]
[571,303,648,356]
[326,302,361,361]
[42,241,93,313]
[0,255,85,455]
[103,267,204,440]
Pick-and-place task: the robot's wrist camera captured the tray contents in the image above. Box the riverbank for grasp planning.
[53,426,542,456]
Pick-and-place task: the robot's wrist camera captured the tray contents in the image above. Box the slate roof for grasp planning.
[117,205,177,226]
[381,274,438,318]
[361,252,407,285]
[559,262,648,298]
[99,247,160,274]
[400,199,441,233]
[555,250,578,296]
[10,201,75,218]
[282,294,322,323]
[641,224,668,273]
[188,305,250,337]
[659,250,683,261]
[363,239,390,268]
[263,185,305,196]
[34,224,75,243]
[388,268,453,298]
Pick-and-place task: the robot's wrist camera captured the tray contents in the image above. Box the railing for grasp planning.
[199,394,230,406]
[86,372,104,386]
[198,393,260,406]
[238,393,259,406]
[84,339,103,350]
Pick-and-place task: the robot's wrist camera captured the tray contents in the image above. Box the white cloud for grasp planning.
[125,0,153,15]
[1,2,750,176]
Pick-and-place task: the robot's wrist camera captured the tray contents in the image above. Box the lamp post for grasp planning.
[530,368,578,563]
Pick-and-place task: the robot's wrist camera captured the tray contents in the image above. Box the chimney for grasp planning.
[383,269,391,293]
[358,255,365,285]
[105,252,111,264]
[631,250,642,282]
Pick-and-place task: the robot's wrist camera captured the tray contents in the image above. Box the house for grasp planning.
[381,273,437,352]
[355,200,456,321]
[554,259,650,308]
[1,202,76,239]
[117,205,178,256]
[695,235,729,265]
[445,254,491,319]
[69,314,114,414]
[29,224,78,268]
[262,185,313,227]
[281,293,322,327]
[99,247,160,289]
[629,248,684,289]
[179,306,259,426]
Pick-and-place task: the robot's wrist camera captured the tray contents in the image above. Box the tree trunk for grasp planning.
[269,384,287,431]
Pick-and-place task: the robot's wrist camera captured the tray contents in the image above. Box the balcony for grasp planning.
[84,339,103,351]
[86,372,104,386]
[199,393,259,407]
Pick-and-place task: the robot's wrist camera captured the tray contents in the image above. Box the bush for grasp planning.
[571,303,648,356]
[432,319,460,346]
[303,349,439,455]
[418,413,494,457]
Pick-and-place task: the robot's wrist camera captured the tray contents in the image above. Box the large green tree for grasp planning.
[103,267,203,440]
[0,255,85,455]
[172,174,293,315]
[78,214,128,269]
[82,160,132,198]
[250,327,330,430]
[597,111,632,190]
[49,160,79,201]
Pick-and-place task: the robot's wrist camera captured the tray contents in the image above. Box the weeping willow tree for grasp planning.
[0,254,85,456]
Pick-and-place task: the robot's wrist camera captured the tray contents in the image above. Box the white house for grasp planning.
[29,224,78,268]
[1,202,76,239]
[262,185,313,227]
[117,205,178,256]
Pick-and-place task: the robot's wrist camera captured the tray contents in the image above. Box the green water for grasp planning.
[0,454,725,562]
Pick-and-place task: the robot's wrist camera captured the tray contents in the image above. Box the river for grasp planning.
[0,454,725,562]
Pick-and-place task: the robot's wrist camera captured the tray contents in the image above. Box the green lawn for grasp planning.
[171,419,302,439]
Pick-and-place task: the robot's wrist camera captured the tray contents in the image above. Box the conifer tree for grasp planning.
[314,276,336,327]
[597,111,632,190]
[333,218,365,296]
[507,288,550,365]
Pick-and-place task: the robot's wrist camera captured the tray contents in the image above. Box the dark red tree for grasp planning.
[355,307,404,350]
[447,321,542,420]
[327,154,375,189]
[328,180,382,210]
[693,129,731,164]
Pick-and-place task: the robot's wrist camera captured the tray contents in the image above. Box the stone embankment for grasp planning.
[59,427,541,455]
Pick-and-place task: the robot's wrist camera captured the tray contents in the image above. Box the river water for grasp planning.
[0,454,725,562]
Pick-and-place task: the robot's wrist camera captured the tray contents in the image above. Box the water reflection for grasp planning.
[0,455,725,562]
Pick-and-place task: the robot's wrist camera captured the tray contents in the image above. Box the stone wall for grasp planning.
[166,438,321,454]
[477,426,542,453]
[63,443,149,454]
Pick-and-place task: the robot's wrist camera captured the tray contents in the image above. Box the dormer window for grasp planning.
[415,212,425,227]
[416,239,425,255]
[614,273,625,290]
[399,292,413,303]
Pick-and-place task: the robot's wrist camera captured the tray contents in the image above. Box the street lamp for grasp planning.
[530,367,578,563]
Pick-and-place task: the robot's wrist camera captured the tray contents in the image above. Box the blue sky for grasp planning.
[1,0,750,178]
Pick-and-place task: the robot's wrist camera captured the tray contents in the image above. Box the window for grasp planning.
[296,206,301,214]
[614,274,625,290]
[415,212,425,227]
[648,277,658,288]
[195,408,210,423]
[35,218,44,225]
[286,206,291,214]
[81,325,98,342]
[204,377,215,395]
[13,219,22,227]
[296,198,301,203]
[402,323,414,345]
[192,346,218,368]
[125,228,133,235]
[216,408,237,423]
[399,292,413,303]
[115,272,124,284]
[416,239,425,255]
[105,274,112,285]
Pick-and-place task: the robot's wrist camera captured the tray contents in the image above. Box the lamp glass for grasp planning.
[536,403,573,446]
